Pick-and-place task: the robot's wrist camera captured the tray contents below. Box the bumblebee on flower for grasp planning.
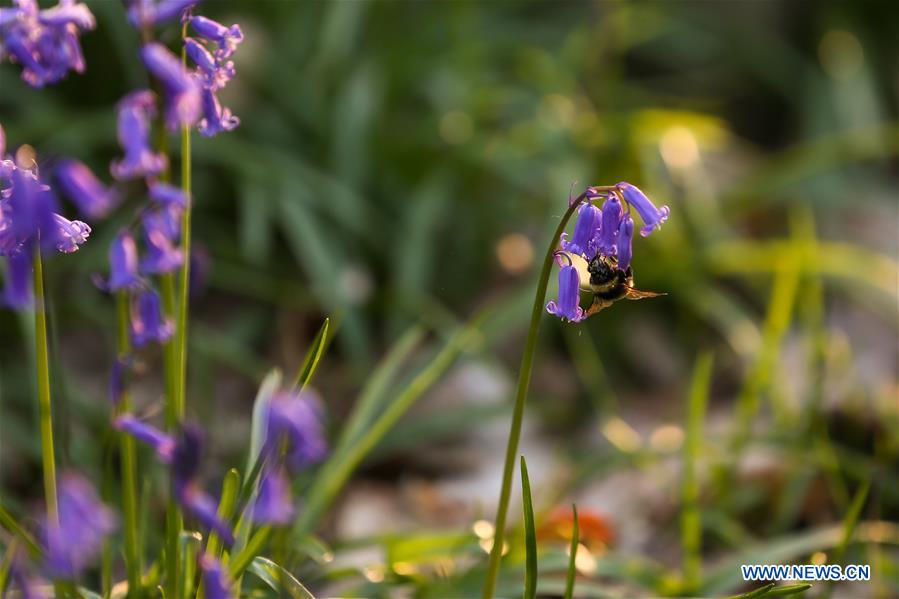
[547,182,669,322]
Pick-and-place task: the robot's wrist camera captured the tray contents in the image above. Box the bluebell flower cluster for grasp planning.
[184,14,243,136]
[0,0,95,87]
[547,182,669,322]
[0,124,90,307]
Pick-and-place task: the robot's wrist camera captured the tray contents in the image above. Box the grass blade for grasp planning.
[726,583,775,599]
[521,456,537,599]
[766,584,813,596]
[682,353,713,592]
[293,318,330,390]
[563,504,579,599]
[247,556,316,599]
[207,469,241,560]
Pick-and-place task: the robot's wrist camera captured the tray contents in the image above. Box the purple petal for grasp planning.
[545,264,584,323]
[617,216,634,271]
[106,230,142,291]
[264,390,328,473]
[50,213,90,253]
[3,249,32,308]
[140,43,202,131]
[55,159,120,219]
[252,467,294,525]
[130,288,174,347]
[111,91,167,180]
[198,554,235,599]
[198,88,239,137]
[113,414,176,462]
[190,15,243,58]
[149,182,188,208]
[179,485,234,546]
[561,202,600,258]
[616,182,669,237]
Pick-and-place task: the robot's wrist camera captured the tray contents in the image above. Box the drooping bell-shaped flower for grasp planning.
[263,390,328,472]
[6,168,61,253]
[125,0,199,28]
[130,288,174,346]
[190,15,243,59]
[198,554,236,599]
[8,554,49,599]
[617,216,635,271]
[561,202,600,258]
[179,485,235,545]
[149,182,188,208]
[616,182,669,237]
[105,230,142,291]
[546,261,585,323]
[252,466,294,525]
[108,355,130,406]
[55,159,120,219]
[198,88,239,137]
[50,213,90,253]
[43,473,117,580]
[140,211,183,275]
[143,204,181,241]
[594,196,622,257]
[111,91,167,181]
[140,43,201,131]
[3,249,32,308]
[113,414,176,461]
[184,37,234,91]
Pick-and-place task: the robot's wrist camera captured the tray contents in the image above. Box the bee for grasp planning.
[562,251,664,317]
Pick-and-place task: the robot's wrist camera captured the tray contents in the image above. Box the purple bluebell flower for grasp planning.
[617,216,634,271]
[143,204,181,241]
[140,43,202,131]
[616,182,669,237]
[125,0,199,28]
[180,485,235,545]
[43,473,117,579]
[149,181,188,208]
[104,230,142,291]
[9,553,49,599]
[5,168,59,253]
[111,90,167,181]
[184,37,234,91]
[114,414,176,461]
[198,88,239,137]
[594,196,622,257]
[252,466,294,525]
[2,248,32,308]
[141,227,183,274]
[130,288,174,346]
[50,213,90,253]
[546,257,585,323]
[170,423,203,494]
[55,159,120,219]
[0,0,96,88]
[264,390,328,472]
[190,15,243,59]
[198,554,235,599]
[561,202,600,258]
[109,355,130,406]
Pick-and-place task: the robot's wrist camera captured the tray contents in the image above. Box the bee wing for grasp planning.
[585,296,614,316]
[624,287,666,301]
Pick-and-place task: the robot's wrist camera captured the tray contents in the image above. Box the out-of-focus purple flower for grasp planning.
[264,390,327,473]
[43,473,117,579]
[2,247,31,308]
[5,168,60,254]
[109,355,130,406]
[594,196,622,257]
[140,211,183,274]
[171,423,203,493]
[561,202,600,258]
[617,216,634,271]
[8,553,49,599]
[55,159,120,219]
[198,554,235,599]
[198,88,239,137]
[130,288,174,346]
[179,484,234,545]
[0,0,96,88]
[111,90,167,181]
[184,37,233,90]
[113,414,176,462]
[143,204,181,241]
[140,43,202,131]
[104,230,142,291]
[546,258,584,323]
[616,182,669,237]
[252,466,294,525]
[190,15,242,59]
[149,182,188,208]
[125,0,199,28]
[50,213,90,253]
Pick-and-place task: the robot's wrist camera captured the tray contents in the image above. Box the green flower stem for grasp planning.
[175,119,191,423]
[115,292,141,597]
[32,247,58,523]
[161,272,182,599]
[481,192,588,599]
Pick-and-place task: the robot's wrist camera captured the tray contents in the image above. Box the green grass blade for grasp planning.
[228,526,272,579]
[682,353,713,591]
[293,318,330,390]
[726,583,775,599]
[0,505,41,558]
[207,468,241,560]
[563,504,578,599]
[821,482,871,599]
[765,584,813,596]
[245,369,282,474]
[247,556,316,599]
[521,456,537,599]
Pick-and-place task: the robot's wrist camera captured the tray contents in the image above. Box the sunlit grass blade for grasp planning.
[228,526,272,579]
[726,582,774,599]
[293,318,330,390]
[563,504,578,599]
[520,456,537,599]
[766,583,812,596]
[0,505,41,558]
[821,481,870,599]
[207,469,240,560]
[247,556,316,599]
[682,353,713,592]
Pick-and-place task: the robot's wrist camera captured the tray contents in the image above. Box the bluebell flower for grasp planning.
[140,212,183,275]
[198,554,235,599]
[130,288,174,346]
[561,202,600,258]
[617,216,634,271]
[190,15,243,59]
[170,423,203,494]
[109,355,130,406]
[595,196,622,257]
[149,181,188,208]
[111,91,167,181]
[55,159,120,219]
[252,466,294,525]
[616,182,669,237]
[50,213,90,253]
[125,0,199,28]
[142,204,182,241]
[184,37,234,91]
[140,43,202,131]
[113,414,176,461]
[104,230,142,291]
[8,554,49,599]
[0,0,96,88]
[546,255,585,323]
[2,248,32,308]
[43,473,117,580]
[179,485,235,545]
[198,88,239,137]
[263,390,327,472]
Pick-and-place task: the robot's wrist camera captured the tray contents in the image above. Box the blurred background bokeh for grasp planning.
[1,1,897,596]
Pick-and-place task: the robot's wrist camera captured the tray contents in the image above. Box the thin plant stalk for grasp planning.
[563,504,578,599]
[32,247,58,522]
[175,21,193,425]
[116,292,141,596]
[482,191,594,599]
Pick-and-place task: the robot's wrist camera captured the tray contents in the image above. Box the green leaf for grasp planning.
[293,317,331,390]
[682,353,713,591]
[207,468,241,560]
[765,584,813,597]
[563,504,578,599]
[726,583,775,599]
[521,456,537,599]
[247,556,316,599]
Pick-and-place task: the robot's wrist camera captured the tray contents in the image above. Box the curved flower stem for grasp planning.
[481,192,588,599]
[32,247,58,523]
[115,292,141,597]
